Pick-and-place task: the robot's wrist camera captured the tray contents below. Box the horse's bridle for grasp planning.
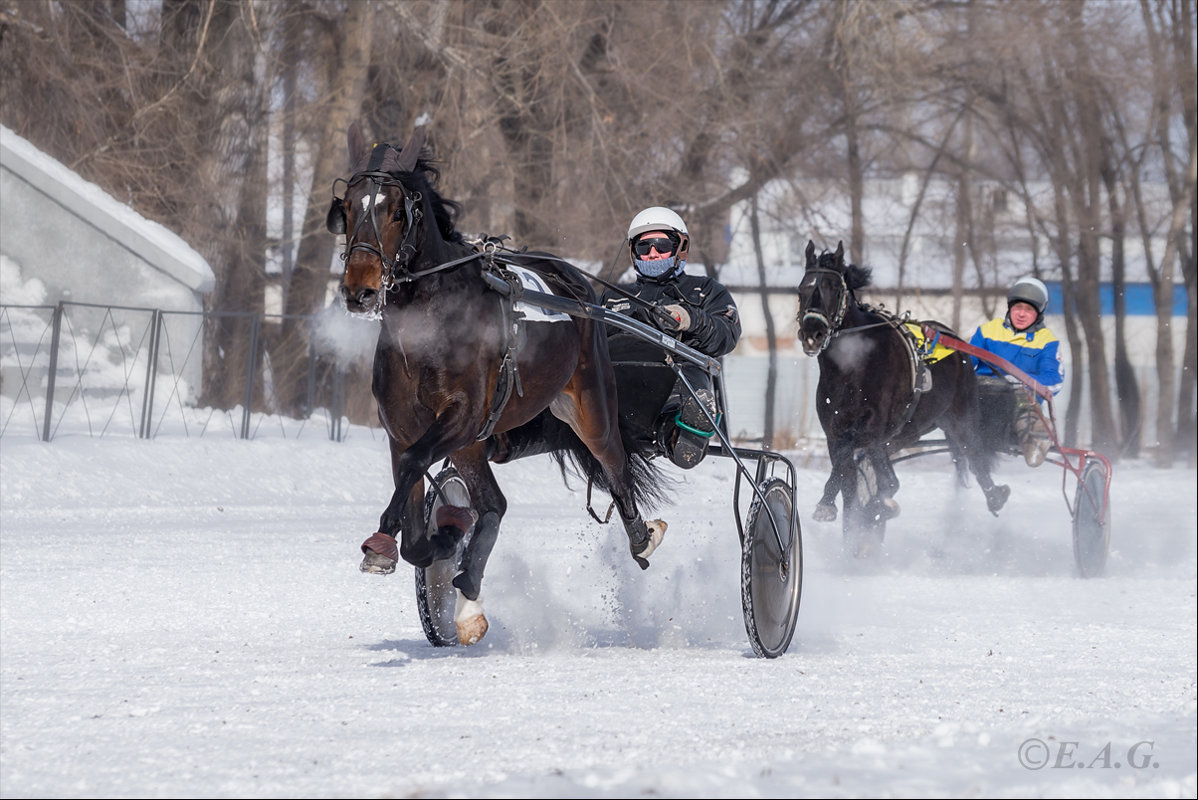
[797,267,850,353]
[329,167,425,296]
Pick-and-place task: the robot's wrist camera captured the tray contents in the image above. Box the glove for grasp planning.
[661,304,691,332]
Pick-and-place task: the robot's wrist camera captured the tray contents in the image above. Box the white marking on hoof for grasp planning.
[636,519,667,561]
[454,591,488,645]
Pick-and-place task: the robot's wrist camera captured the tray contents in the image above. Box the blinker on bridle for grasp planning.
[327,126,428,302]
[798,267,850,353]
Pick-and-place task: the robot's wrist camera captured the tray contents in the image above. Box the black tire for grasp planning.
[741,478,802,658]
[1072,459,1110,578]
[414,468,472,646]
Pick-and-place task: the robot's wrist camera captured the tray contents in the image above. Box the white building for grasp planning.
[1,126,214,437]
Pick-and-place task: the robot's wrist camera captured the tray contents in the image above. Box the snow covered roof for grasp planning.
[0,125,214,293]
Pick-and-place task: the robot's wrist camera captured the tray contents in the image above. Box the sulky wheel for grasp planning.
[741,477,803,658]
[414,467,472,646]
[1072,458,1111,578]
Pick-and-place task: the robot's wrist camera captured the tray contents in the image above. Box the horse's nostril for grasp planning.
[340,285,378,311]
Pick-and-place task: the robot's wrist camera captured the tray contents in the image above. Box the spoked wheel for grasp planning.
[1072,458,1110,578]
[741,477,802,658]
[414,467,472,646]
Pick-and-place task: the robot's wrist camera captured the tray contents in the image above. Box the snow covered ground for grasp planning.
[1,429,1195,798]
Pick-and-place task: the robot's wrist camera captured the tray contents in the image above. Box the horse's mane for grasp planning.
[844,263,872,292]
[816,248,873,292]
[355,144,465,246]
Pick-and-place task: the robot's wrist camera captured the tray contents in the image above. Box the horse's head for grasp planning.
[328,122,461,318]
[796,240,871,356]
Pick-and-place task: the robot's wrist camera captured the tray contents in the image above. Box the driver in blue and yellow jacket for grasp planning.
[969,276,1064,467]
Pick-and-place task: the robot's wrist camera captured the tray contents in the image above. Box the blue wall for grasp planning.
[1045,282,1187,316]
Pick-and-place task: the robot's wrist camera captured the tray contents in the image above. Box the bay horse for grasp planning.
[330,122,666,644]
[796,241,1009,555]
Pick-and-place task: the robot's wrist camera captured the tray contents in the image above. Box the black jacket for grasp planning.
[601,272,741,358]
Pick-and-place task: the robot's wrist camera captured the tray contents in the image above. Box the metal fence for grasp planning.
[2,300,1187,453]
[0,301,378,443]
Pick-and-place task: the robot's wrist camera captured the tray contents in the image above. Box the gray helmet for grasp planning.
[1008,276,1049,314]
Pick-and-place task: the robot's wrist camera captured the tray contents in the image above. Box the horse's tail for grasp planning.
[550,420,672,515]
[496,411,672,514]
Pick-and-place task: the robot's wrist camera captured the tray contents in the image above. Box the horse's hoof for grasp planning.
[455,593,488,645]
[359,532,398,574]
[813,503,838,522]
[456,614,488,645]
[436,504,478,533]
[631,519,667,570]
[986,484,1011,516]
[360,550,397,574]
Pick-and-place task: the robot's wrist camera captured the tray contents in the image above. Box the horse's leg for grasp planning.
[840,445,891,557]
[947,427,1010,516]
[943,372,1010,517]
[815,433,855,522]
[359,453,423,573]
[815,472,840,521]
[556,363,666,570]
[371,406,479,570]
[871,447,901,520]
[444,445,506,645]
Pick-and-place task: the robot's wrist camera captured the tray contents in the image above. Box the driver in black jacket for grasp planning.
[601,206,741,469]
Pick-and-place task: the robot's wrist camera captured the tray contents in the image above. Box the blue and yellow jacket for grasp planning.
[969,317,1064,394]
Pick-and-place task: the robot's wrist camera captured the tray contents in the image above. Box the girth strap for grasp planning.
[475,267,526,441]
[862,307,927,441]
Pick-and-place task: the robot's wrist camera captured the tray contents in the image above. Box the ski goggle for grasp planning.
[633,236,678,257]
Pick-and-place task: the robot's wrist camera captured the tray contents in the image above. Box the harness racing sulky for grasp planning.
[796,242,1110,575]
[328,122,802,657]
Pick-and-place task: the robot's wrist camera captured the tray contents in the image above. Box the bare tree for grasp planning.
[1139,0,1197,465]
[4,0,1190,461]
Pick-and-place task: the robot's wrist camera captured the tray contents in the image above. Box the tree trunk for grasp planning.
[1102,153,1141,457]
[749,195,777,448]
[277,0,375,416]
[1149,141,1195,464]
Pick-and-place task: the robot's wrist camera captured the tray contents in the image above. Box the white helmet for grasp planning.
[627,206,690,281]
[1008,276,1049,315]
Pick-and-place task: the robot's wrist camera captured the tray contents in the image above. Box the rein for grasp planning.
[478,243,686,331]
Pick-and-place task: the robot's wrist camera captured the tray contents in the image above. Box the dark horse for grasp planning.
[330,122,665,643]
[796,241,1009,555]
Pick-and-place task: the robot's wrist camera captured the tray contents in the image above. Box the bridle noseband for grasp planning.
[331,166,424,294]
[798,267,850,353]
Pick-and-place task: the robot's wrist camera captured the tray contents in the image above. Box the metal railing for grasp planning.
[0,301,378,442]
